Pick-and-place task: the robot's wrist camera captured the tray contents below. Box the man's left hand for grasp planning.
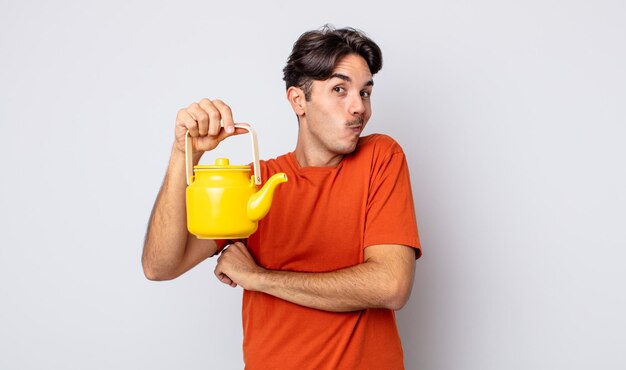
[214,242,264,289]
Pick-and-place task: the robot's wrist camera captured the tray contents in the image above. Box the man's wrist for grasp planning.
[250,268,272,293]
[171,143,203,165]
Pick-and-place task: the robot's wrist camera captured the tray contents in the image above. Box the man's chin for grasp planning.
[337,140,359,155]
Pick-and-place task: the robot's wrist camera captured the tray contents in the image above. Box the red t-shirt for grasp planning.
[221,134,420,369]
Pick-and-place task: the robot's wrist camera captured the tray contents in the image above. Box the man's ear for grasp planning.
[287,86,306,117]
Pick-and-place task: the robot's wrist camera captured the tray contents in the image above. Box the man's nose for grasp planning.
[349,92,366,116]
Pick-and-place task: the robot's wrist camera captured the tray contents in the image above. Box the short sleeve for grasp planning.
[213,239,229,256]
[211,238,247,256]
[363,146,421,259]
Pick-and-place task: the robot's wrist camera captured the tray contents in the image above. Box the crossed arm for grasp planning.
[214,242,417,312]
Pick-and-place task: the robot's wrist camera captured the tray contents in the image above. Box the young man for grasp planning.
[143,26,421,369]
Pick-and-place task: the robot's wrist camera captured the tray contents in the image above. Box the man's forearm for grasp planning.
[253,261,398,312]
[234,244,416,312]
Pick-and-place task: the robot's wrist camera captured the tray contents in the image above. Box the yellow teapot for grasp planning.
[185,124,287,239]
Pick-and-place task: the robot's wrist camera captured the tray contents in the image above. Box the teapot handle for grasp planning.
[185,124,262,186]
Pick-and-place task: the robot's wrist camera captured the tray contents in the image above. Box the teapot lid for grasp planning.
[194,158,249,170]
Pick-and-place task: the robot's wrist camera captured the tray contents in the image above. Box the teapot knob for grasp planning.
[215,158,230,166]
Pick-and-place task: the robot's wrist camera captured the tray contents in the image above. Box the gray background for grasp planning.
[1,0,624,369]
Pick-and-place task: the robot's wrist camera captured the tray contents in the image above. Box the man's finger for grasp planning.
[212,99,235,134]
[214,264,230,283]
[220,273,234,285]
[176,109,199,137]
[216,122,251,142]
[198,98,222,136]
[187,102,209,136]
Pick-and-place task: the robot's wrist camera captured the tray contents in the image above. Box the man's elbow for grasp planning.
[384,280,413,311]
[143,267,169,281]
[142,257,175,281]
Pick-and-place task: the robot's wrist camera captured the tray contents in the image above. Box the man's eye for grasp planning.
[333,86,345,93]
[361,91,371,98]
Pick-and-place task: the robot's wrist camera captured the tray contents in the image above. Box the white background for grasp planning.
[1,0,624,369]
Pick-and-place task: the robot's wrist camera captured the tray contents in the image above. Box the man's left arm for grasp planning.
[214,242,416,312]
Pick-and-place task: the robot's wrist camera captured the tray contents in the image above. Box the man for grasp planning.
[143,26,421,369]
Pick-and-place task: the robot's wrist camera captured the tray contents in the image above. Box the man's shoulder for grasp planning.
[258,152,293,172]
[356,133,404,156]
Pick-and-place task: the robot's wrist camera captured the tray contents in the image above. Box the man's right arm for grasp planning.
[141,98,242,281]
[142,146,217,281]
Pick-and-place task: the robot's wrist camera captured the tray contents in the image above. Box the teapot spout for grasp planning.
[247,173,288,222]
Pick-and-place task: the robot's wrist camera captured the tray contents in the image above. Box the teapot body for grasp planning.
[186,165,258,239]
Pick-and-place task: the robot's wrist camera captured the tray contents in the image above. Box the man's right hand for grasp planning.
[174,98,246,154]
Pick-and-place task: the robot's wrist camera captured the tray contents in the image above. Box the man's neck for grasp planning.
[294,132,344,167]
[293,142,344,168]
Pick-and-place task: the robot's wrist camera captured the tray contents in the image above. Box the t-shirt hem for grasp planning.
[363,240,422,259]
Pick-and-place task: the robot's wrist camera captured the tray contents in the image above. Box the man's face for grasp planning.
[301,53,374,157]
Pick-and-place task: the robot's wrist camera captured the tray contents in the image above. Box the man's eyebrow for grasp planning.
[330,73,374,87]
[330,73,351,82]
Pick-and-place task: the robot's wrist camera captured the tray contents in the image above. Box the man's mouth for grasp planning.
[347,117,364,131]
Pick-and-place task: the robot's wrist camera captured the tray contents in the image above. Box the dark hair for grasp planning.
[282,25,383,100]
